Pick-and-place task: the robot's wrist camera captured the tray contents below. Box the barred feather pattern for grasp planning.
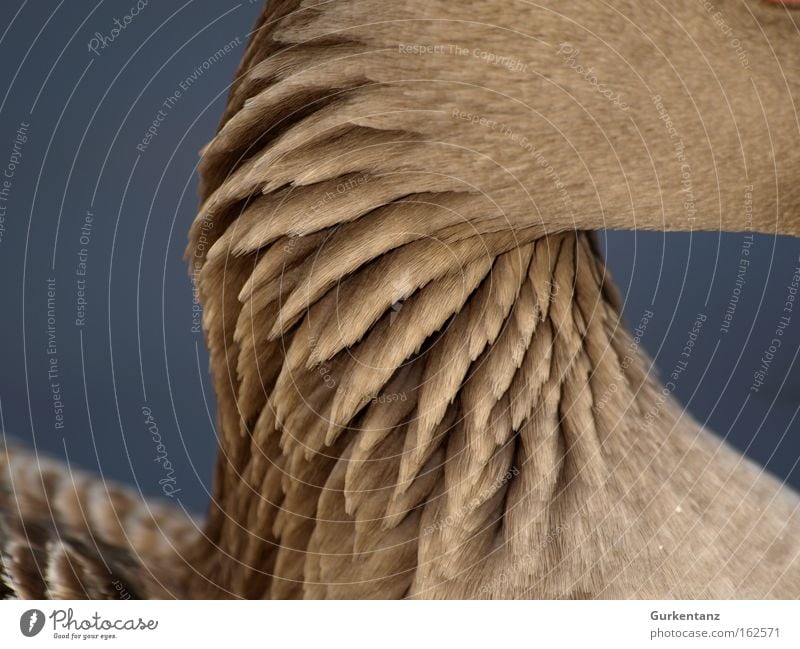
[0,446,196,599]
[186,0,800,599]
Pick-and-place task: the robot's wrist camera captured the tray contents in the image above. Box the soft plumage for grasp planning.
[185,0,800,598]
[3,0,800,600]
[0,446,195,599]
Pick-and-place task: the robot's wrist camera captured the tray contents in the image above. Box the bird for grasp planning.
[3,0,800,599]
[0,444,194,599]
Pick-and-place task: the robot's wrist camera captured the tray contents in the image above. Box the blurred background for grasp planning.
[0,0,798,516]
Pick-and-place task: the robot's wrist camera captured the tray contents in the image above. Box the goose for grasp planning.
[2,0,800,599]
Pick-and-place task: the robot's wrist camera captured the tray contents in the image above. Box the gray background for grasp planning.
[0,1,798,515]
